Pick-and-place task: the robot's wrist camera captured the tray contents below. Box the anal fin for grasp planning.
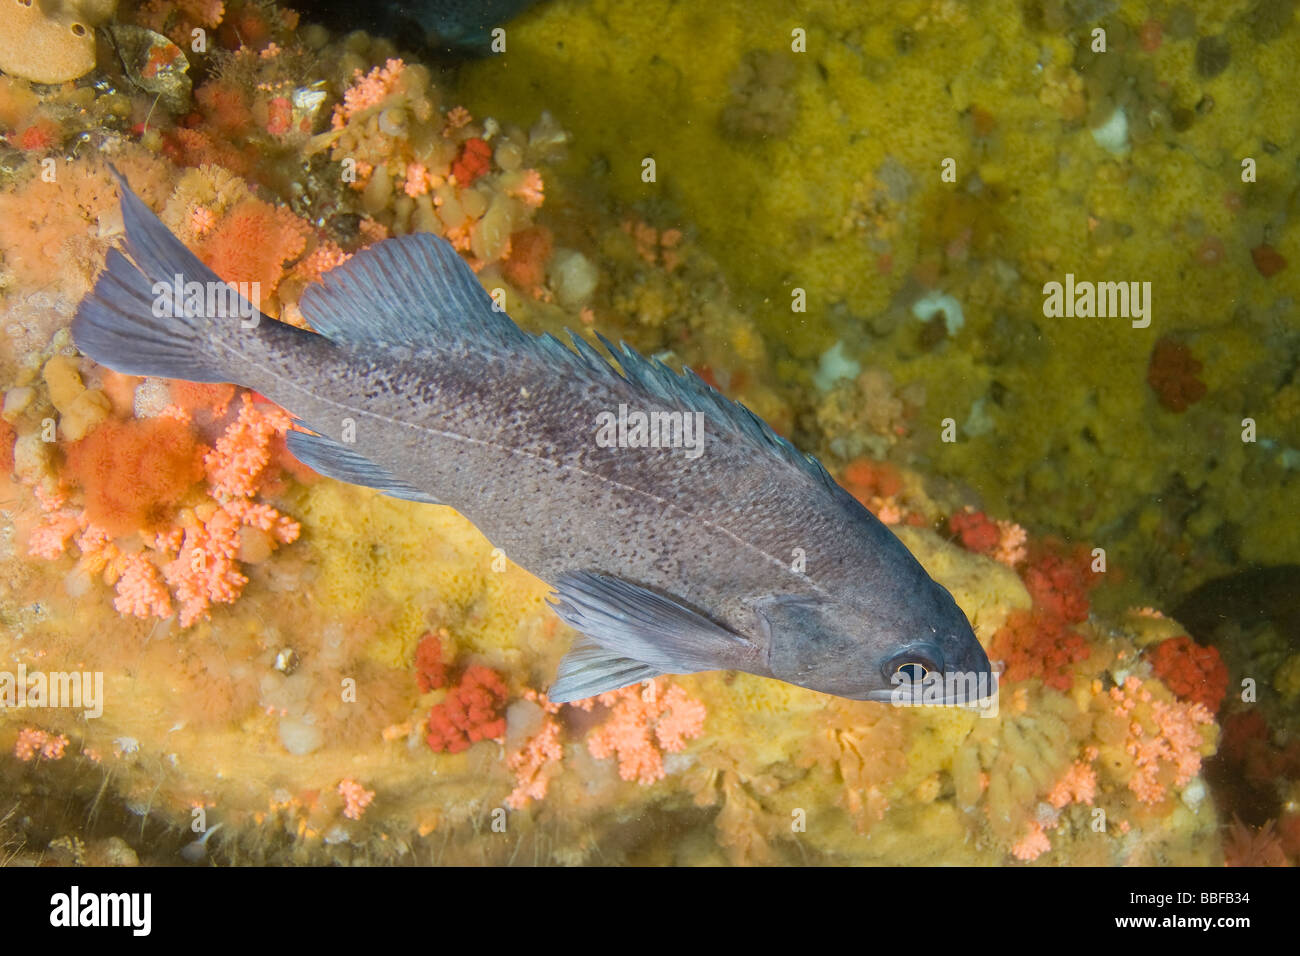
[548,636,663,702]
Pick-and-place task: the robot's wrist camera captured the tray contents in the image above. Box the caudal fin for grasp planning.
[71,166,261,384]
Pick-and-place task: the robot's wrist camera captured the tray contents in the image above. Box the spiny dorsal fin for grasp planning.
[592,332,839,492]
[302,232,839,490]
[298,233,529,352]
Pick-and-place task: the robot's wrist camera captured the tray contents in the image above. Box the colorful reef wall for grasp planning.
[1,0,1297,865]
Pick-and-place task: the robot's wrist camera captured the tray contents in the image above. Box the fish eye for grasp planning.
[894,661,930,682]
[882,645,944,683]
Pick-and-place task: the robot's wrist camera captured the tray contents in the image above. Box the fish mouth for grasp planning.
[866,667,999,708]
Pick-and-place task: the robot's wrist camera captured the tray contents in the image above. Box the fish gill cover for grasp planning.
[0,0,1295,871]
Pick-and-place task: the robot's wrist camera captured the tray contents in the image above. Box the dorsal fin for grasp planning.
[302,232,838,491]
[592,333,838,492]
[299,233,530,351]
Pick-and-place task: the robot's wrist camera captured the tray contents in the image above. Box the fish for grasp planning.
[72,169,993,705]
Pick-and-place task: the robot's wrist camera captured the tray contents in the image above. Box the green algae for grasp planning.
[459,0,1300,603]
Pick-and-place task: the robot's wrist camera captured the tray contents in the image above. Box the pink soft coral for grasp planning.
[1109,676,1213,805]
[583,679,707,784]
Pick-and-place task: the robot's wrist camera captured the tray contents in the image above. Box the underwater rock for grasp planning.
[292,0,544,58]
[1194,35,1231,78]
[0,0,114,84]
[1173,565,1300,648]
[719,49,800,140]
[104,25,192,115]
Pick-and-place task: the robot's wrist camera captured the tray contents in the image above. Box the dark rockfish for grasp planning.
[72,171,992,704]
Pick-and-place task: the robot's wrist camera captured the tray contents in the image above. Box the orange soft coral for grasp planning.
[1146,337,1207,413]
[29,388,299,627]
[290,241,351,284]
[839,458,915,523]
[204,392,293,498]
[331,58,406,129]
[114,552,174,619]
[501,226,552,292]
[1046,760,1097,809]
[64,417,206,536]
[26,491,82,560]
[508,169,545,208]
[13,727,69,761]
[413,631,448,693]
[1010,821,1052,862]
[1148,635,1228,713]
[620,218,684,269]
[506,695,564,810]
[198,198,310,298]
[950,509,1027,567]
[162,506,247,627]
[425,665,509,754]
[841,458,903,500]
[1021,547,1094,623]
[949,507,999,553]
[990,541,1101,689]
[160,497,297,627]
[990,608,1090,691]
[337,777,375,820]
[450,137,492,185]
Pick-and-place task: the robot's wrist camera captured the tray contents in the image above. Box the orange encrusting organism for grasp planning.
[64,417,207,537]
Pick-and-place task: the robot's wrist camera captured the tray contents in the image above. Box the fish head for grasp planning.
[868,585,995,706]
[756,580,993,705]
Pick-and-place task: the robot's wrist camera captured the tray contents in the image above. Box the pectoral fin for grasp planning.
[285,430,442,504]
[547,571,754,692]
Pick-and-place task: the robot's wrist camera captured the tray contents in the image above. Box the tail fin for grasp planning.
[71,166,260,384]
